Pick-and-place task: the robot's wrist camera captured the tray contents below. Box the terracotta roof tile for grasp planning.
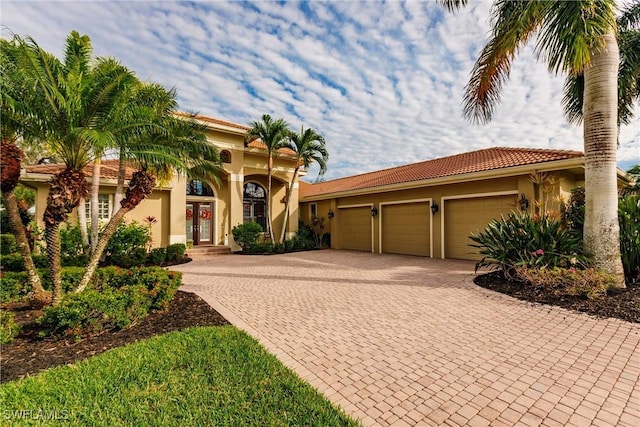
[25,159,137,180]
[174,112,249,131]
[300,147,583,198]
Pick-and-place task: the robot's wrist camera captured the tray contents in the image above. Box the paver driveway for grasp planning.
[175,250,640,427]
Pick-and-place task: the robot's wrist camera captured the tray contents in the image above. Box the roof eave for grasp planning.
[301,157,585,201]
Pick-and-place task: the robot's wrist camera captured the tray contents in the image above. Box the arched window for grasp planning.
[243,182,266,231]
[186,180,215,196]
[220,150,231,164]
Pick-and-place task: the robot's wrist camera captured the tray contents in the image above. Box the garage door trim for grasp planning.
[440,190,519,259]
[379,198,434,257]
[338,203,374,253]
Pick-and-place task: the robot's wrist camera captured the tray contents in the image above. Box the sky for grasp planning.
[2,0,638,181]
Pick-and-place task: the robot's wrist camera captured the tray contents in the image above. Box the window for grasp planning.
[220,150,231,164]
[85,194,111,221]
[186,180,215,196]
[310,203,317,217]
[243,182,267,231]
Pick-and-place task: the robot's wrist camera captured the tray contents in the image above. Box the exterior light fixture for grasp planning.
[431,202,439,215]
[328,209,334,219]
[519,193,529,211]
[371,207,378,217]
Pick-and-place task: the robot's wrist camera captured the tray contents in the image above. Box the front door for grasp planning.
[186,202,214,245]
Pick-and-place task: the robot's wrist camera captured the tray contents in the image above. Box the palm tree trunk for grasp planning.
[76,206,130,293]
[90,158,101,253]
[279,167,299,244]
[45,222,64,305]
[266,156,275,242]
[2,192,47,300]
[77,196,90,251]
[113,154,126,215]
[583,32,625,288]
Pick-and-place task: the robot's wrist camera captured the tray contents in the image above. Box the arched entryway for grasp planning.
[243,182,267,231]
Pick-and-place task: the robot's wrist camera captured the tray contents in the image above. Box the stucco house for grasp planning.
[20,115,305,252]
[299,147,631,261]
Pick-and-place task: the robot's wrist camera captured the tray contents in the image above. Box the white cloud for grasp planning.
[1,0,638,181]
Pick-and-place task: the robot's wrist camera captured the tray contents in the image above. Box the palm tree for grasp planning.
[441,0,637,288]
[76,110,222,292]
[246,114,290,243]
[7,31,137,304]
[279,126,328,244]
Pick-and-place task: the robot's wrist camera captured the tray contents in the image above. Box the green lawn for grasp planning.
[0,327,360,426]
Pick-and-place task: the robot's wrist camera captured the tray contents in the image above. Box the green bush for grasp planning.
[562,186,585,239]
[105,221,150,267]
[38,267,182,339]
[232,222,263,250]
[515,267,616,299]
[1,234,17,255]
[470,211,590,275]
[246,242,274,254]
[62,254,89,267]
[0,272,30,303]
[0,311,21,344]
[619,196,640,284]
[147,247,167,265]
[0,253,48,272]
[165,243,186,262]
[59,224,86,258]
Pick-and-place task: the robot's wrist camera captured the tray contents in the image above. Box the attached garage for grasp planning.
[443,193,518,260]
[381,201,431,256]
[339,205,373,252]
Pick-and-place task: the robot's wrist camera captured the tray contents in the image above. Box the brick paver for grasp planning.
[175,250,640,426]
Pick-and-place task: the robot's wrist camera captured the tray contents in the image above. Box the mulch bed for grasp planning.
[474,271,640,324]
[1,291,229,383]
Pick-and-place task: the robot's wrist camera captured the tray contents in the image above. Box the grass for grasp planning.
[0,326,360,426]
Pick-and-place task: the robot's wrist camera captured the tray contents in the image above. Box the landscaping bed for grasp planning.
[475,271,640,323]
[1,290,228,383]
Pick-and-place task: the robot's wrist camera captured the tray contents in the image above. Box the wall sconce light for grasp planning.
[431,202,439,215]
[519,193,529,211]
[328,209,334,219]
[371,206,378,217]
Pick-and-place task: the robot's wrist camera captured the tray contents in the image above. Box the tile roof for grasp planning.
[25,159,137,180]
[300,147,583,198]
[174,112,249,131]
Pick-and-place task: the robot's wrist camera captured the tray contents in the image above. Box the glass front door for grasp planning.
[186,202,214,245]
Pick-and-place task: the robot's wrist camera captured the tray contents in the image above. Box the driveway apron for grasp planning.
[175,250,640,427]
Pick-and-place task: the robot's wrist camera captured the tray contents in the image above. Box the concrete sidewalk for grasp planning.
[174,250,640,427]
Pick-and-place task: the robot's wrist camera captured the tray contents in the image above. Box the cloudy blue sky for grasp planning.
[2,0,638,180]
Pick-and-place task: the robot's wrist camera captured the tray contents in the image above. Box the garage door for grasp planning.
[381,202,430,256]
[444,194,517,260]
[339,206,372,252]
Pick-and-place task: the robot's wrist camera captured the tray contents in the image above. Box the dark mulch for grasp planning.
[475,271,640,324]
[1,291,229,383]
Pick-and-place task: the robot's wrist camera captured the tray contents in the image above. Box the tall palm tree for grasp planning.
[441,0,636,287]
[7,31,137,304]
[279,126,328,243]
[76,110,222,292]
[0,39,48,301]
[246,114,290,242]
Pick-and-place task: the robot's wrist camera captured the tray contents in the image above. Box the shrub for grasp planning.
[62,254,89,267]
[232,222,263,250]
[147,247,167,265]
[59,224,86,258]
[470,211,590,275]
[165,243,186,262]
[38,267,182,339]
[309,215,326,248]
[0,272,30,303]
[1,234,17,255]
[105,221,150,266]
[619,196,640,284]
[0,311,20,344]
[0,253,48,272]
[515,267,616,299]
[562,187,585,239]
[246,242,274,254]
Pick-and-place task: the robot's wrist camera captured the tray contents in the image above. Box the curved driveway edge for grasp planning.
[174,250,640,427]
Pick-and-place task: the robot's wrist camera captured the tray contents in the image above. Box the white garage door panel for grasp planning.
[445,195,517,260]
[381,203,430,256]
[339,207,372,252]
